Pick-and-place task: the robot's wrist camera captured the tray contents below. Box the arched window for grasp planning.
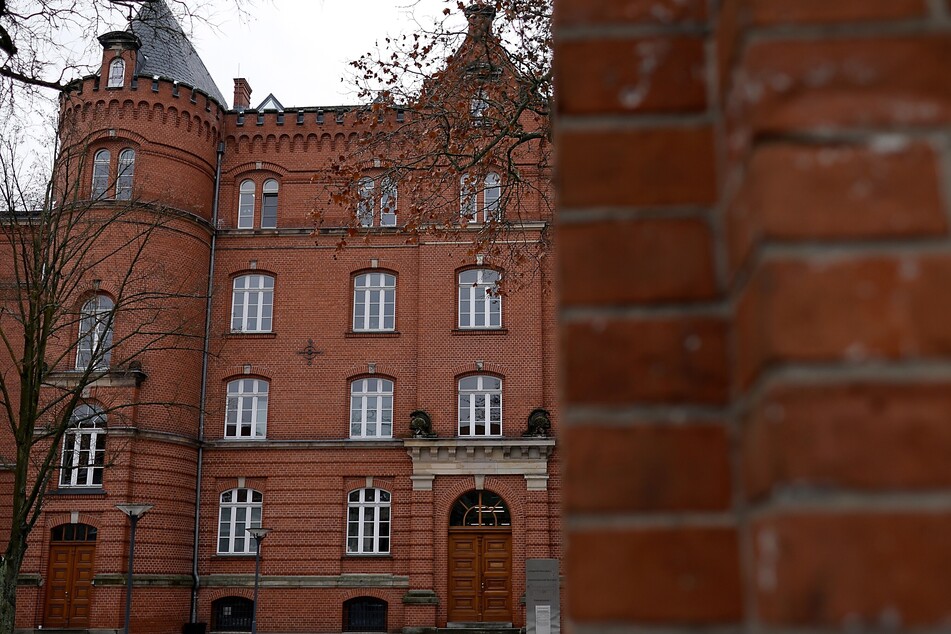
[213,597,253,632]
[91,149,110,199]
[484,172,500,220]
[261,179,279,229]
[343,597,387,632]
[347,488,391,554]
[458,268,501,329]
[458,375,502,436]
[107,58,125,88]
[350,378,393,439]
[353,272,396,332]
[60,404,106,488]
[51,523,98,542]
[231,274,274,333]
[237,180,255,229]
[380,177,397,227]
[76,294,114,370]
[225,379,269,439]
[460,174,477,219]
[357,177,374,227]
[470,89,488,121]
[450,490,511,526]
[218,488,263,554]
[116,149,135,200]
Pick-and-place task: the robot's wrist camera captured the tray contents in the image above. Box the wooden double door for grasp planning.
[448,528,512,623]
[45,524,97,628]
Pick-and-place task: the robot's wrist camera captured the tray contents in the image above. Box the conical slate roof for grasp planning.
[129,0,226,105]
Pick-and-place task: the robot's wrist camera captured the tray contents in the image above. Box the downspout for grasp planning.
[191,141,224,623]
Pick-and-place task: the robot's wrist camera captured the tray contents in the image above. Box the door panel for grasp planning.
[44,544,95,628]
[448,530,512,623]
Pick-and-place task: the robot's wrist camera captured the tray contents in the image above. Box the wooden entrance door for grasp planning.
[45,524,97,628]
[448,529,512,623]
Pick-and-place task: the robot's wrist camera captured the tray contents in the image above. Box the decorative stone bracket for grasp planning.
[403,438,556,491]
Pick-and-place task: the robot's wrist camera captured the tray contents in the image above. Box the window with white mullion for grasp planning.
[237,180,255,229]
[350,378,393,438]
[225,379,268,438]
[347,488,390,554]
[231,275,274,333]
[353,273,395,332]
[217,488,263,554]
[458,375,502,437]
[458,269,501,329]
[60,405,106,488]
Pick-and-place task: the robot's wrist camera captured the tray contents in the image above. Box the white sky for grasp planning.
[188,0,459,108]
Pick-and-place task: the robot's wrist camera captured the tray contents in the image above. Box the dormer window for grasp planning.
[107,58,125,88]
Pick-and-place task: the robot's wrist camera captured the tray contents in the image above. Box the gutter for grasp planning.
[191,141,224,622]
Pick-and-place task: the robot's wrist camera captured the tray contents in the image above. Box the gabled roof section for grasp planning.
[256,94,284,111]
[129,0,226,105]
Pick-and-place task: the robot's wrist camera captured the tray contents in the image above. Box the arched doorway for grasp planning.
[447,490,512,624]
[44,523,97,628]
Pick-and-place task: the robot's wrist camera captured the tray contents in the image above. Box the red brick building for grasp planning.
[4,3,556,633]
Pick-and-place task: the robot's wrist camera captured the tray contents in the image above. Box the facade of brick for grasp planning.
[1,4,556,634]
[556,0,951,632]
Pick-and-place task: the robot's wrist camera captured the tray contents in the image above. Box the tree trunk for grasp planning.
[0,536,26,634]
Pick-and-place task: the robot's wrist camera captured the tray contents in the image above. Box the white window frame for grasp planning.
[350,378,394,439]
[347,488,391,554]
[380,177,397,227]
[261,179,279,229]
[483,172,500,221]
[353,272,396,332]
[92,149,110,199]
[231,274,274,333]
[60,404,107,488]
[460,174,477,220]
[238,180,255,229]
[107,58,125,88]
[458,268,501,329]
[76,294,114,370]
[116,149,135,201]
[217,488,263,555]
[458,375,502,437]
[225,379,269,439]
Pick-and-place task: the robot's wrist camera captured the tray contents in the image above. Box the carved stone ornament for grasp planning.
[524,408,551,438]
[410,410,437,438]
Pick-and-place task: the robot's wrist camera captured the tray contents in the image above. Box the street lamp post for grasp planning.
[246,527,271,634]
[115,503,153,634]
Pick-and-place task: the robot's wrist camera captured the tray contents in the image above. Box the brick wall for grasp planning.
[556,0,951,630]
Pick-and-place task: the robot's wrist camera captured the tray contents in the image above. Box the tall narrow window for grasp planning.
[116,149,135,201]
[60,404,106,488]
[458,269,501,329]
[484,172,500,221]
[357,178,374,227]
[107,58,125,88]
[460,175,477,219]
[225,379,269,439]
[470,90,488,122]
[231,274,274,333]
[353,273,396,332]
[350,378,394,439]
[458,375,502,436]
[238,180,255,229]
[347,488,391,554]
[218,488,263,554]
[261,179,279,229]
[380,177,397,227]
[76,294,114,370]
[92,149,110,199]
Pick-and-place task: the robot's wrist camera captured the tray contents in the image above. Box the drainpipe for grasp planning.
[191,141,224,623]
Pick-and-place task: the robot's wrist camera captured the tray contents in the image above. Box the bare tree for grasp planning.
[0,120,207,633]
[323,0,553,287]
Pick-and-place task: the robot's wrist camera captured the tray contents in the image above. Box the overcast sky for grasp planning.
[188,0,458,108]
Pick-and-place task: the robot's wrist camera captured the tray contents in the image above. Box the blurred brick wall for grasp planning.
[555,0,951,630]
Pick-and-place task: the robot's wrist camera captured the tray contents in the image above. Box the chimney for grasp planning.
[464,4,496,40]
[233,78,252,110]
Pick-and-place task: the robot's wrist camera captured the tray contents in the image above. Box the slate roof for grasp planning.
[129,0,227,106]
